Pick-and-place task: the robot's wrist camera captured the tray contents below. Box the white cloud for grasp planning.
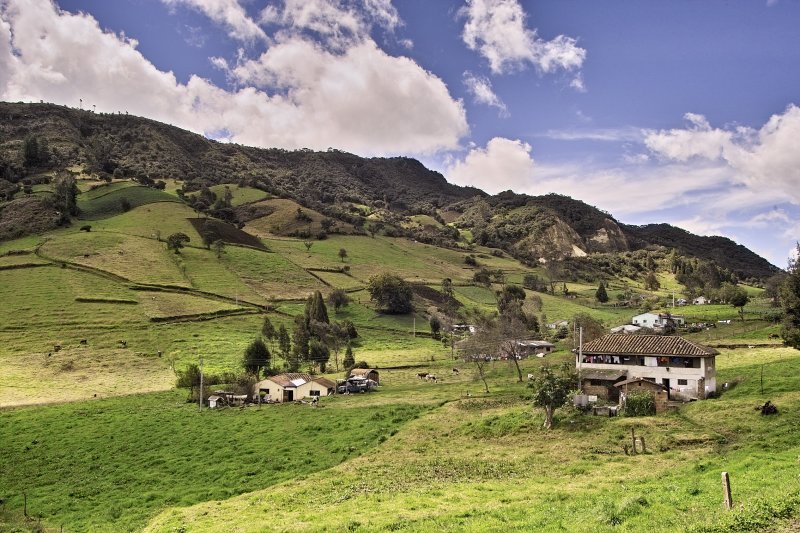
[162,0,267,42]
[0,0,466,156]
[644,105,800,204]
[463,71,508,116]
[460,0,585,77]
[446,137,535,192]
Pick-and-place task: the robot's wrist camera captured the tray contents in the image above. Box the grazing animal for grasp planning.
[527,373,534,381]
[79,339,88,345]
[119,340,127,347]
[417,372,429,379]
[452,368,459,375]
[53,344,61,352]
[426,374,437,383]
[747,345,755,349]
[768,333,780,339]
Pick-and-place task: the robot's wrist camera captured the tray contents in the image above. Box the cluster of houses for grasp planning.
[207,369,380,408]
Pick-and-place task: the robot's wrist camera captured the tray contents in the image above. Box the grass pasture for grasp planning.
[0,391,427,531]
[141,346,800,532]
[77,185,179,220]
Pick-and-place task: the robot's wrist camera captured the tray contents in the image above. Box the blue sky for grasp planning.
[1,0,798,269]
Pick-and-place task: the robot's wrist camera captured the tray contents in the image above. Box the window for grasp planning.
[677,379,688,386]
[590,379,603,386]
[309,390,320,397]
[260,388,270,395]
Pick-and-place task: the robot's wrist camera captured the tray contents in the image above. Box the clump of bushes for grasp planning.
[624,391,655,416]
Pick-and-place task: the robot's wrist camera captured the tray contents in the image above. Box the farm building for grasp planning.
[610,324,642,334]
[693,296,709,305]
[516,340,555,356]
[577,334,718,401]
[253,373,336,403]
[631,312,685,329]
[348,368,380,384]
[614,377,670,414]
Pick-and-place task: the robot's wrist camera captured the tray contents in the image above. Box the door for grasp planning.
[662,378,671,400]
[283,389,293,402]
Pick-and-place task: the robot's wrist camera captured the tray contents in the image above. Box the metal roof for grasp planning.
[582,334,717,357]
[579,369,627,381]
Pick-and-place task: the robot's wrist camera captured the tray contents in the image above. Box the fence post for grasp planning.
[631,428,637,455]
[722,472,733,510]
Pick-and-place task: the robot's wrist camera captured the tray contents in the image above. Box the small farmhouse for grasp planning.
[516,340,555,356]
[452,324,477,334]
[348,368,380,384]
[254,373,336,403]
[693,296,709,305]
[546,320,569,330]
[631,312,685,329]
[609,324,642,334]
[577,334,717,401]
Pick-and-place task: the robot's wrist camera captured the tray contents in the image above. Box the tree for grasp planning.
[309,339,331,372]
[306,290,330,325]
[429,315,442,339]
[367,273,413,313]
[472,267,492,287]
[277,324,291,361]
[780,244,800,349]
[441,278,454,299]
[320,218,335,232]
[291,317,310,370]
[23,135,40,167]
[328,288,351,313]
[338,248,348,262]
[52,172,79,221]
[460,327,494,393]
[166,232,190,254]
[528,364,577,429]
[212,239,225,259]
[303,241,314,252]
[201,229,215,249]
[570,313,605,347]
[368,221,383,238]
[643,271,660,292]
[729,287,750,322]
[242,338,270,377]
[343,344,355,371]
[261,316,276,350]
[595,282,609,303]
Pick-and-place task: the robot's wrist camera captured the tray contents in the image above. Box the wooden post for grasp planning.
[23,491,27,517]
[639,436,647,454]
[631,428,637,455]
[623,444,629,455]
[760,365,764,395]
[722,472,733,510]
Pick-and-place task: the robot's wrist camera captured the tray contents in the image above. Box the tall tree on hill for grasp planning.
[780,245,800,349]
[309,339,331,372]
[212,239,225,259]
[166,232,190,254]
[52,172,78,222]
[242,338,270,377]
[343,344,355,371]
[327,288,351,313]
[261,316,276,351]
[595,282,609,303]
[643,272,661,291]
[305,290,330,326]
[277,324,291,363]
[338,248,348,262]
[292,316,310,368]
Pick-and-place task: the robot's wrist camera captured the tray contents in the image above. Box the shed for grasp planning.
[208,395,222,409]
[614,377,669,413]
[349,368,380,384]
[579,369,627,401]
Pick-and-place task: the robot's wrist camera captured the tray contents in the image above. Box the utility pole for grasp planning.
[198,355,204,412]
[577,327,584,391]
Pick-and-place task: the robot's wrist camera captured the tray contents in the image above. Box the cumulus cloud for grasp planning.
[162,0,267,42]
[463,72,508,116]
[0,0,466,156]
[447,137,535,192]
[644,105,800,204]
[460,0,585,77]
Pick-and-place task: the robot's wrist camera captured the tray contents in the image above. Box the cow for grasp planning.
[79,339,88,345]
[53,344,61,352]
[527,373,534,381]
[417,372,429,379]
[118,340,127,348]
[426,374,437,383]
[452,368,460,375]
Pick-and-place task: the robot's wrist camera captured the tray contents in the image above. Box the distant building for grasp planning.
[546,320,569,330]
[452,324,477,334]
[693,296,709,305]
[610,324,642,334]
[577,334,718,402]
[254,373,336,403]
[516,340,555,356]
[348,368,380,384]
[631,312,685,329]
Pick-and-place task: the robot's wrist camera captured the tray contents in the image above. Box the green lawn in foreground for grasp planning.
[0,390,426,531]
[143,347,800,532]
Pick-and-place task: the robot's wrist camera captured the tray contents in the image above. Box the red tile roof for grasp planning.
[582,334,718,357]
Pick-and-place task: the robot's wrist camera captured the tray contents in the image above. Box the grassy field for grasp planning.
[77,185,180,220]
[0,391,427,531]
[186,184,269,206]
[139,346,800,532]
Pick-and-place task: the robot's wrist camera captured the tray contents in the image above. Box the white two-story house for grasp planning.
[631,312,686,329]
[577,334,717,402]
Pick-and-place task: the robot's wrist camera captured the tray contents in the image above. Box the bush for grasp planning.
[624,391,655,416]
[80,225,91,232]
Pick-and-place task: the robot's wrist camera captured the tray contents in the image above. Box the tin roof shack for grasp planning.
[348,368,380,384]
[578,334,718,401]
[254,373,336,403]
[516,340,555,357]
[579,369,627,402]
[614,377,669,414]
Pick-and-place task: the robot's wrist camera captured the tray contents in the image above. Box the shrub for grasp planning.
[625,391,655,416]
[80,225,91,232]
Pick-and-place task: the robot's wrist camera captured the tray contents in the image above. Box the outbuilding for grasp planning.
[348,368,380,384]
